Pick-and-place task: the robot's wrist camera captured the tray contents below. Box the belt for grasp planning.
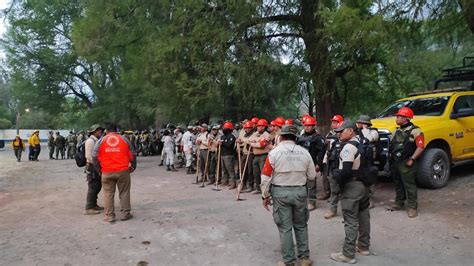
[254,153,268,156]
[272,184,306,187]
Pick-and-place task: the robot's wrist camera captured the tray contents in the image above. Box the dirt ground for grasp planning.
[0,144,473,266]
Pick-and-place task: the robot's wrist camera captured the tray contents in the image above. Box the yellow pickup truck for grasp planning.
[371,90,474,188]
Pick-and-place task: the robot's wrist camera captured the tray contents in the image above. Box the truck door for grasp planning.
[450,95,474,160]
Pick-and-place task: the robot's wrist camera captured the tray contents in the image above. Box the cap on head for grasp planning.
[89,124,103,133]
[356,115,372,126]
[212,125,219,130]
[280,125,298,137]
[201,123,208,128]
[334,119,356,133]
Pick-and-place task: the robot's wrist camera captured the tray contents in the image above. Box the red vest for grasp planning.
[97,133,132,173]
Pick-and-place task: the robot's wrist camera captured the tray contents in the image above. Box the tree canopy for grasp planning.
[1,0,473,130]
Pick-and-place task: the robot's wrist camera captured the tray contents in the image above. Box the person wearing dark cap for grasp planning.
[260,125,316,266]
[84,124,104,215]
[330,120,371,264]
[356,115,379,209]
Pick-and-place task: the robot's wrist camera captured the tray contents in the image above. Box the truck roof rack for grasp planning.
[408,87,471,97]
[434,56,474,90]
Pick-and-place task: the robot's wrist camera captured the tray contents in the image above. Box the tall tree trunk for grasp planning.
[300,0,339,133]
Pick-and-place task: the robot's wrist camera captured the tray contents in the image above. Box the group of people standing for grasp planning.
[47,131,84,160]
[156,108,424,266]
[9,106,424,265]
[11,130,41,162]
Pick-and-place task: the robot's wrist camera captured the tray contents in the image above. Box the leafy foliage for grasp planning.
[1,0,473,130]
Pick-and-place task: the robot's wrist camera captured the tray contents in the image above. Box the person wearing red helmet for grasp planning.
[269,117,285,146]
[245,118,271,193]
[237,120,255,192]
[322,115,344,219]
[387,107,424,218]
[218,122,237,188]
[251,117,259,125]
[297,116,325,211]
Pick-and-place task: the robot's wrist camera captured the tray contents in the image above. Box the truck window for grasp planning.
[452,95,474,114]
[378,96,450,118]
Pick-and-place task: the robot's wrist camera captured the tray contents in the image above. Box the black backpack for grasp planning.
[74,142,86,167]
[348,138,379,186]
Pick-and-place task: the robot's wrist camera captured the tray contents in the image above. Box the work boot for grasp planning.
[93,205,104,211]
[171,165,178,172]
[356,246,370,256]
[386,203,403,211]
[186,167,191,174]
[330,252,356,264]
[324,210,337,219]
[159,160,164,166]
[166,165,171,171]
[84,209,100,215]
[407,208,418,218]
[221,179,229,186]
[228,180,236,190]
[103,216,116,223]
[307,203,316,211]
[121,213,133,221]
[299,257,313,266]
[242,183,254,193]
[317,192,330,200]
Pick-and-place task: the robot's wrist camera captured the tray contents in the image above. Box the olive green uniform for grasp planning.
[390,123,423,209]
[337,137,371,259]
[261,139,317,265]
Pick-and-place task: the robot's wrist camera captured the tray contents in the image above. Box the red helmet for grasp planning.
[251,117,259,124]
[301,114,311,123]
[396,107,414,119]
[223,122,234,130]
[270,120,276,126]
[257,119,268,126]
[274,117,285,127]
[243,121,254,129]
[331,115,344,123]
[303,116,317,126]
[285,118,294,125]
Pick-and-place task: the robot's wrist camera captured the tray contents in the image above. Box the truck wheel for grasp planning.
[416,148,450,189]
